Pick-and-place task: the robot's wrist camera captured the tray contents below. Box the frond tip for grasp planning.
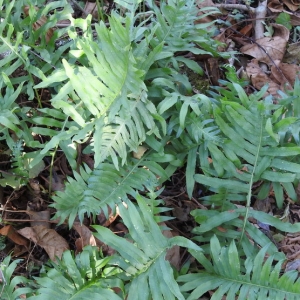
[178,235,300,300]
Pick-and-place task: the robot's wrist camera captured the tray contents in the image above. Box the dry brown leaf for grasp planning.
[291,13,300,26]
[283,42,300,64]
[195,0,217,24]
[73,222,96,254]
[268,0,284,12]
[23,6,54,43]
[270,61,300,89]
[28,210,50,228]
[83,2,98,19]
[284,0,300,11]
[18,225,69,261]
[246,59,280,96]
[0,225,29,247]
[241,24,289,65]
[97,206,119,227]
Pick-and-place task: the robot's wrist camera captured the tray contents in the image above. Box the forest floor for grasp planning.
[1,0,300,297]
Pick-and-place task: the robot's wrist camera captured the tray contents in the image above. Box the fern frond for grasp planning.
[51,159,159,227]
[191,83,300,254]
[93,194,201,300]
[28,246,123,300]
[178,235,300,300]
[34,13,162,169]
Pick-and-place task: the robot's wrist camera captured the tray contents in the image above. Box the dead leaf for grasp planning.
[97,206,119,227]
[132,145,148,159]
[23,6,54,43]
[270,61,300,88]
[73,222,96,254]
[284,0,300,11]
[0,225,29,247]
[241,24,289,65]
[195,0,217,24]
[268,0,284,12]
[18,225,69,261]
[28,210,50,228]
[283,42,300,64]
[285,259,300,272]
[246,59,280,96]
[83,2,98,19]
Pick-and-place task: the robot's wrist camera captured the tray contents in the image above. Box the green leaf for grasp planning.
[276,12,292,30]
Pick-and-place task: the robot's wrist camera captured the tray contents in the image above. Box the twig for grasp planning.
[215,3,255,13]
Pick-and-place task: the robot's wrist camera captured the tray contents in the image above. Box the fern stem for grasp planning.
[48,145,58,197]
[238,115,264,248]
[96,0,104,22]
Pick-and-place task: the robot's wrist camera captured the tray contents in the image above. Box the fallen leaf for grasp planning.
[268,0,300,25]
[97,206,119,227]
[23,6,54,43]
[241,24,289,65]
[0,225,29,247]
[28,210,51,228]
[162,226,180,270]
[270,61,300,88]
[283,42,300,64]
[246,59,280,97]
[18,226,69,261]
[284,0,300,11]
[73,222,96,254]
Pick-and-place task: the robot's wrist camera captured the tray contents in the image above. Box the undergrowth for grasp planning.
[0,0,300,299]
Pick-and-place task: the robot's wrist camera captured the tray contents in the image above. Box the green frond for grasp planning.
[190,82,300,255]
[197,83,300,202]
[51,159,159,227]
[178,235,300,300]
[28,246,123,300]
[93,194,202,300]
[33,12,162,169]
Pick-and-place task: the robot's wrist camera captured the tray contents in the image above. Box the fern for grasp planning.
[93,193,201,300]
[178,235,300,300]
[28,246,123,300]
[189,82,300,256]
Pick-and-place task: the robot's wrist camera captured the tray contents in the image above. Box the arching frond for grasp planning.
[93,194,202,300]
